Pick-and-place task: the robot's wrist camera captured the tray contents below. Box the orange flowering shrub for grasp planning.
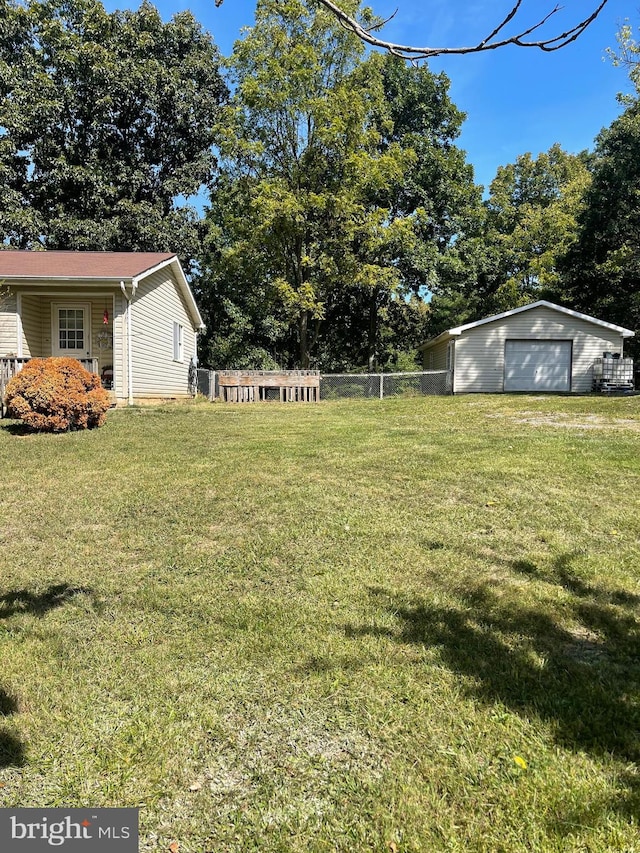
[4,357,111,432]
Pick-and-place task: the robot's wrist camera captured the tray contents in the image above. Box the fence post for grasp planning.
[379,373,384,399]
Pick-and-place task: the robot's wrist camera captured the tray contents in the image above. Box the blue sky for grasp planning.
[107,0,635,191]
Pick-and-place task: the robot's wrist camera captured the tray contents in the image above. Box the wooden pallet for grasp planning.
[217,370,320,403]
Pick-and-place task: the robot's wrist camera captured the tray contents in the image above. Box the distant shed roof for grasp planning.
[0,251,176,279]
[419,300,635,350]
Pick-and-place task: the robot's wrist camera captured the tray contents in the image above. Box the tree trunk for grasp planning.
[367,287,379,372]
[300,310,310,369]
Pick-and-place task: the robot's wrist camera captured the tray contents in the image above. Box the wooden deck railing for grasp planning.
[0,358,30,416]
[1,357,100,416]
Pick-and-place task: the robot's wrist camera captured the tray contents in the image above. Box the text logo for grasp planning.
[0,808,138,851]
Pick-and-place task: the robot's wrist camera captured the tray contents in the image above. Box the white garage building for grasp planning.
[418,301,635,394]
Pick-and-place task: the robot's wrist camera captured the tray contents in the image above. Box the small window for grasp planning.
[173,322,183,362]
[59,308,84,350]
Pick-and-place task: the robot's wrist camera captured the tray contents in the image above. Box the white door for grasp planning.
[52,303,91,358]
[504,340,572,392]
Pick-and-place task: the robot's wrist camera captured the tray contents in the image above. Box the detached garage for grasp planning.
[419,301,635,394]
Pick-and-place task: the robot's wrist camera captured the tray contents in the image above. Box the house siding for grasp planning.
[113,291,126,401]
[0,258,201,404]
[20,295,43,357]
[4,285,121,393]
[129,268,196,399]
[0,289,18,356]
[453,306,626,393]
[422,338,449,370]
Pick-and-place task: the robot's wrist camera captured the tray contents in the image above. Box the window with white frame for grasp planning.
[173,322,184,362]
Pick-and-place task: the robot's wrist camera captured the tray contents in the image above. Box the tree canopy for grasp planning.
[560,102,640,356]
[0,0,227,263]
[1,0,638,369]
[197,0,478,370]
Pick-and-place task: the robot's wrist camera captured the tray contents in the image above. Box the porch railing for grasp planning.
[1,357,100,416]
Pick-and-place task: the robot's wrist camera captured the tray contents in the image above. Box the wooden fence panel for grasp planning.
[217,370,320,403]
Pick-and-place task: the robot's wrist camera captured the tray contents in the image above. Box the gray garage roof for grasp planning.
[419,300,635,350]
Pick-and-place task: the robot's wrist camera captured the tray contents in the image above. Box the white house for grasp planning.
[419,301,635,394]
[0,251,204,404]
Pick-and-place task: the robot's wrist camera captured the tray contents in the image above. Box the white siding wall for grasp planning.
[453,306,626,393]
[32,295,114,370]
[129,269,197,399]
[113,291,126,401]
[422,338,449,370]
[0,286,121,393]
[41,298,51,357]
[0,289,18,355]
[20,295,43,357]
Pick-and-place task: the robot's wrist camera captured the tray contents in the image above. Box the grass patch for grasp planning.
[0,394,639,851]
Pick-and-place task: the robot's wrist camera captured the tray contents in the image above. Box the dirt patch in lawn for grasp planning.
[489,412,640,431]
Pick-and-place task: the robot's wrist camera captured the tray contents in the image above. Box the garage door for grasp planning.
[504,340,572,392]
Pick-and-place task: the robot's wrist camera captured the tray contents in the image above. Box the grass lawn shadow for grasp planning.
[0,584,95,771]
[0,729,25,769]
[0,689,24,769]
[350,554,640,764]
[0,584,93,619]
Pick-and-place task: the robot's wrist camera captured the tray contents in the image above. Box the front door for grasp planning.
[52,303,91,359]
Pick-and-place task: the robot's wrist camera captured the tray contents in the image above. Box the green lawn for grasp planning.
[1,394,639,852]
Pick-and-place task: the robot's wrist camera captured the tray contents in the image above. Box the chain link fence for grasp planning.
[196,368,216,400]
[320,371,452,399]
[197,369,452,401]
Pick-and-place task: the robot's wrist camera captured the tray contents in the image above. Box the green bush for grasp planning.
[4,357,111,432]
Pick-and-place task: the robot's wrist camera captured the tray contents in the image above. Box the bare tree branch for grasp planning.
[212,1,611,59]
[298,0,611,61]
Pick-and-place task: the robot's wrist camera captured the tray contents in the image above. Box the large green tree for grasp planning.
[483,145,590,307]
[201,0,386,369]
[428,144,590,335]
[560,102,640,356]
[199,0,478,370]
[313,52,480,371]
[0,0,227,262]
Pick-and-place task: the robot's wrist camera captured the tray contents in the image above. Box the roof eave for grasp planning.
[134,256,205,331]
[1,275,133,282]
[448,300,636,337]
[418,330,458,351]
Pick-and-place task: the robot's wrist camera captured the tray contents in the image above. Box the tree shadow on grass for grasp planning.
[346,553,640,763]
[512,551,640,608]
[346,554,640,832]
[0,584,93,619]
[0,583,94,769]
[0,688,24,769]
